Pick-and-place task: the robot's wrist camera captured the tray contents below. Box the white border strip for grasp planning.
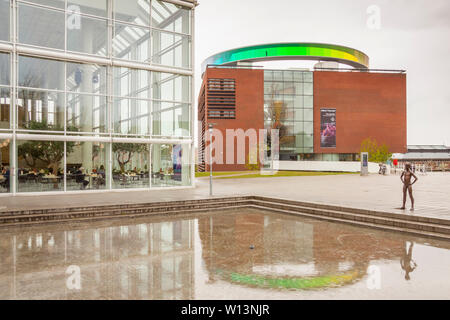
[15,133,192,145]
[0,185,195,197]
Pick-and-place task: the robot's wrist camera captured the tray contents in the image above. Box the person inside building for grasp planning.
[1,166,10,192]
[96,165,106,188]
[75,167,89,190]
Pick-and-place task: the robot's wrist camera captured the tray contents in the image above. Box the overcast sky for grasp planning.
[194,0,450,146]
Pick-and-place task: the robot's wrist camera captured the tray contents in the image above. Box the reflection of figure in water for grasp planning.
[400,241,417,280]
[400,163,418,211]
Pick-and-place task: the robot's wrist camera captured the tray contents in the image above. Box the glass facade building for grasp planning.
[0,0,195,194]
[264,69,314,161]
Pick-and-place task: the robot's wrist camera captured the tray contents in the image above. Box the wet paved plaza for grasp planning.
[1,208,449,300]
[1,172,449,222]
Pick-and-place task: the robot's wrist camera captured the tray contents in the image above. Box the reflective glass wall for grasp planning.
[14,0,191,68]
[0,0,194,194]
[264,70,314,161]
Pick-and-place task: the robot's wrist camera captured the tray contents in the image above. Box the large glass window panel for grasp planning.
[293,122,304,135]
[280,121,294,150]
[284,108,294,121]
[293,72,303,82]
[67,94,107,133]
[18,4,65,50]
[17,89,64,131]
[25,0,65,9]
[152,0,191,34]
[173,103,190,136]
[66,141,108,191]
[152,144,191,187]
[304,95,313,108]
[152,72,190,102]
[304,134,314,148]
[283,82,295,95]
[293,109,303,122]
[112,143,149,189]
[295,134,304,148]
[273,71,283,81]
[67,62,106,94]
[293,96,303,109]
[304,82,313,95]
[67,15,108,56]
[304,109,313,121]
[280,138,294,150]
[114,0,150,26]
[0,139,11,193]
[0,52,9,85]
[304,121,313,135]
[17,140,64,192]
[113,23,151,62]
[152,29,190,68]
[264,82,273,95]
[269,82,282,95]
[0,88,10,129]
[153,102,189,137]
[277,103,290,122]
[0,0,9,41]
[281,121,294,136]
[283,71,293,82]
[294,83,303,95]
[19,56,65,90]
[284,96,294,109]
[68,0,107,17]
[113,98,150,135]
[264,71,273,81]
[113,67,151,99]
[304,72,313,82]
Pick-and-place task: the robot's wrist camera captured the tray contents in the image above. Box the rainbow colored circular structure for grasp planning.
[202,43,369,72]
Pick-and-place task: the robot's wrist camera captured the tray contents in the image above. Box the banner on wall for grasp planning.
[173,144,182,181]
[320,108,336,148]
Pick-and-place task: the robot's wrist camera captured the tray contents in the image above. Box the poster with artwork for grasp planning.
[173,144,182,181]
[320,109,336,148]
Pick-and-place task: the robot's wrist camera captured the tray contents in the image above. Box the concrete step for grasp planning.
[0,196,251,216]
[252,205,450,241]
[253,199,450,235]
[253,196,450,226]
[0,199,252,226]
[0,204,254,228]
[1,195,449,241]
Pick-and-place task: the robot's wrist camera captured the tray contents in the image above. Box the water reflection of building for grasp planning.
[198,211,405,290]
[0,218,195,299]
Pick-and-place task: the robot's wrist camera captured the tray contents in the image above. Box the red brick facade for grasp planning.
[313,71,407,154]
[199,68,264,172]
[198,68,407,171]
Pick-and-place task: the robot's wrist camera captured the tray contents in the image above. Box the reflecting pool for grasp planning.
[0,208,449,299]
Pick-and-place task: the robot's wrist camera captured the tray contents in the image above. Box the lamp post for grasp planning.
[208,123,213,196]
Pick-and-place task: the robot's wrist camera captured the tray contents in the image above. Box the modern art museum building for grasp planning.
[0,0,196,195]
[198,43,407,172]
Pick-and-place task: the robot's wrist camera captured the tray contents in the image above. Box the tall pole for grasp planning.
[209,124,213,196]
